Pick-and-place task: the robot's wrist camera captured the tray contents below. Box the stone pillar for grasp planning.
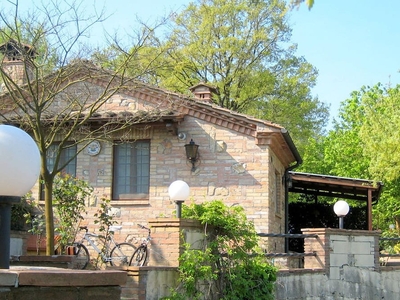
[301,228,381,279]
[147,218,204,267]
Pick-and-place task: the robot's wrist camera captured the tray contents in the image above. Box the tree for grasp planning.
[355,84,400,229]
[107,0,329,152]
[289,0,315,10]
[297,83,400,231]
[0,0,169,254]
[299,90,370,179]
[357,84,400,181]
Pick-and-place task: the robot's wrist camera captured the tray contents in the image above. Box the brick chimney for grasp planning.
[189,82,218,103]
[0,39,36,86]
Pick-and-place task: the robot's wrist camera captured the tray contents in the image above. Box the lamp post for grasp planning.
[0,125,40,269]
[333,200,350,229]
[168,180,190,218]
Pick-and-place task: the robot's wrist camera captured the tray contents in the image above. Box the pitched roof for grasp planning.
[0,60,301,167]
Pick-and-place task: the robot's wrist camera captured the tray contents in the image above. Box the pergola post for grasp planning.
[368,189,372,231]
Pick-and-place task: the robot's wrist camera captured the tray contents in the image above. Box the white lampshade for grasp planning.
[168,180,190,201]
[333,200,350,217]
[0,125,41,196]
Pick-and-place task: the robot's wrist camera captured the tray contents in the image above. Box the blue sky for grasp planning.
[6,0,400,128]
[289,1,400,127]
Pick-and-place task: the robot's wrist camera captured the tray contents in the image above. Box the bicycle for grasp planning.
[70,225,136,269]
[130,224,151,266]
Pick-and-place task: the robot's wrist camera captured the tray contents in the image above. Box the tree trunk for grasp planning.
[44,180,55,255]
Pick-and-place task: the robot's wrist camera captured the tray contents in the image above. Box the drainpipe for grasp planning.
[281,128,303,253]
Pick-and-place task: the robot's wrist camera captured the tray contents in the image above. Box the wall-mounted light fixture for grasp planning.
[185,139,199,172]
[177,132,186,141]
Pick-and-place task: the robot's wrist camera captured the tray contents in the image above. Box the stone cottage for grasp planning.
[0,40,301,256]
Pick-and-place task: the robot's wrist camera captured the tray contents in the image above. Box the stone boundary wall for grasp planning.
[274,228,396,299]
[301,228,380,278]
[275,266,400,300]
[122,266,178,300]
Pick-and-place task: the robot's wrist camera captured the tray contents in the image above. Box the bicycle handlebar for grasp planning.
[137,223,151,232]
[79,226,88,232]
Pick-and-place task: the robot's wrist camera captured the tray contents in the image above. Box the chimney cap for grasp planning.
[0,39,37,61]
[189,82,218,94]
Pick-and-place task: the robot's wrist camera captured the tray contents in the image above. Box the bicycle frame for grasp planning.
[130,224,152,266]
[78,228,121,263]
[138,224,151,247]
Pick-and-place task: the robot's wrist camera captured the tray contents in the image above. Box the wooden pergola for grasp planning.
[288,171,383,230]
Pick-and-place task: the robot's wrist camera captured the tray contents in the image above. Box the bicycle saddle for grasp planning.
[109,225,122,231]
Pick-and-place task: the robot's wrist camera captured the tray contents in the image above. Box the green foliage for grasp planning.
[358,84,400,182]
[296,82,400,232]
[334,84,400,230]
[380,228,400,254]
[11,193,34,231]
[298,91,370,179]
[53,174,93,253]
[93,198,117,235]
[93,198,117,268]
[24,202,45,255]
[166,200,276,300]
[373,180,400,231]
[289,0,315,10]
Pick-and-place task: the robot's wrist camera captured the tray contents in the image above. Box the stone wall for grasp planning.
[274,228,391,300]
[275,266,400,300]
[302,228,380,277]
[122,266,178,300]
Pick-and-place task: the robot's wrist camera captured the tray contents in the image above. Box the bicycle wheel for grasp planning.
[110,242,136,267]
[72,243,90,269]
[129,246,148,266]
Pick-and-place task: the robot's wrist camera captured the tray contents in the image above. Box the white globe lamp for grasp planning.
[333,200,350,229]
[0,125,41,268]
[168,180,190,218]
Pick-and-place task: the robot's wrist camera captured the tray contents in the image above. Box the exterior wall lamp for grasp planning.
[184,139,199,172]
[334,200,350,229]
[0,125,41,268]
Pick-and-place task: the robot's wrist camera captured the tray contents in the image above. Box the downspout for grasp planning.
[281,128,303,252]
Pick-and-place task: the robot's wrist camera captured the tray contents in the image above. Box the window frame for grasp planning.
[112,139,150,201]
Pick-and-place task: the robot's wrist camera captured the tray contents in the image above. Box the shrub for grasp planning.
[11,193,34,231]
[166,200,277,300]
[53,174,93,253]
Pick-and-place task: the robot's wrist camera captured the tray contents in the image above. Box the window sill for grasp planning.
[110,200,149,206]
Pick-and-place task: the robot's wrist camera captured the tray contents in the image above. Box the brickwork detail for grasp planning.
[28,114,287,254]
